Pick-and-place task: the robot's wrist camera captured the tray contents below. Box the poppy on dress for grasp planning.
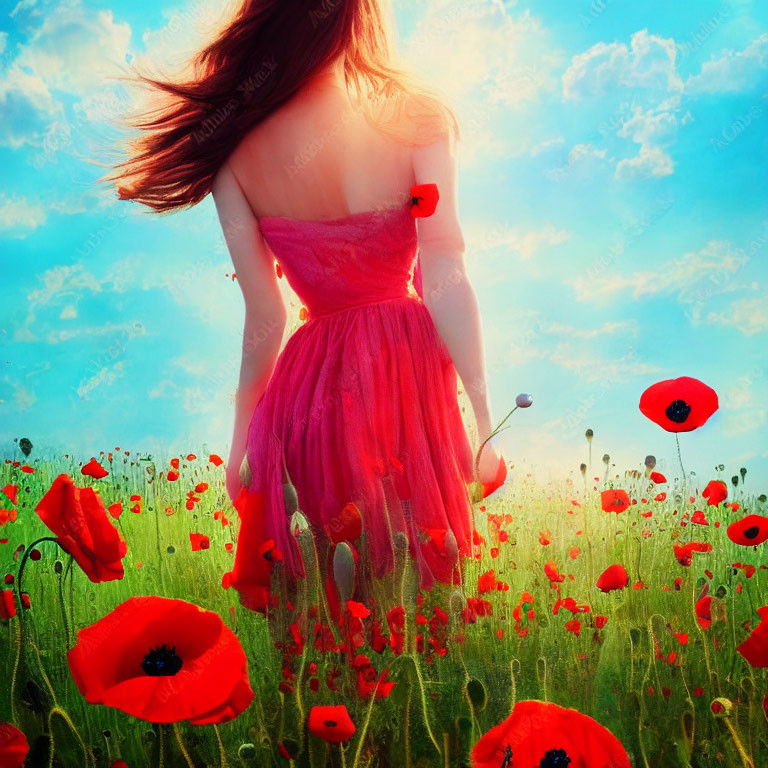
[727,515,768,547]
[35,474,127,583]
[596,564,629,593]
[601,489,631,514]
[470,699,631,768]
[702,480,728,507]
[308,705,356,743]
[0,722,28,768]
[67,596,254,724]
[410,183,439,217]
[736,606,768,667]
[638,376,718,433]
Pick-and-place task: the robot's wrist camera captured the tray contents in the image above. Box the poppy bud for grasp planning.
[645,455,656,469]
[585,429,594,442]
[711,697,733,717]
[466,678,487,712]
[290,510,310,535]
[283,480,299,515]
[602,454,610,465]
[237,744,256,760]
[516,393,533,408]
[333,542,356,605]
[579,463,587,476]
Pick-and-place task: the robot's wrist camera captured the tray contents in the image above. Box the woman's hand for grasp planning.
[225,452,250,503]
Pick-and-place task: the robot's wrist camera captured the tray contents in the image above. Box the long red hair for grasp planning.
[101,0,459,214]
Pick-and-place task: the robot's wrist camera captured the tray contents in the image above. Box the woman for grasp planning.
[104,0,504,608]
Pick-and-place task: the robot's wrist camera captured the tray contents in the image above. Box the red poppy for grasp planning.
[470,699,630,768]
[482,455,508,499]
[601,489,630,514]
[695,596,714,630]
[1,589,16,619]
[308,705,356,744]
[702,480,727,506]
[81,457,109,479]
[650,472,666,484]
[596,564,629,593]
[410,183,439,217]
[2,484,18,505]
[736,606,768,667]
[544,561,565,584]
[691,510,708,525]
[0,722,28,768]
[223,488,281,614]
[189,533,210,551]
[35,474,128,583]
[638,376,718,432]
[727,515,768,547]
[674,541,712,567]
[67,596,254,724]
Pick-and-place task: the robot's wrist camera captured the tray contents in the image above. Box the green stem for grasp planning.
[213,723,228,768]
[17,536,61,601]
[173,722,195,768]
[56,565,70,647]
[675,433,686,482]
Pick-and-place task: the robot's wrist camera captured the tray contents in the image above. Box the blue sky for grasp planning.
[1,0,767,488]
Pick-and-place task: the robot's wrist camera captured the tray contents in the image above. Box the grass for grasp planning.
[1,448,766,768]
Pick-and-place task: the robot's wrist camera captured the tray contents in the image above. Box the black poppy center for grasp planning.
[744,526,760,540]
[323,720,338,728]
[665,399,691,423]
[142,643,182,676]
[500,744,513,768]
[538,748,571,768]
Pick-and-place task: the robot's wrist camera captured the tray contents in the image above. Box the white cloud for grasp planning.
[701,295,768,336]
[59,304,77,319]
[466,220,571,262]
[529,136,565,156]
[685,33,768,94]
[562,29,683,101]
[400,2,565,166]
[615,143,674,179]
[76,360,125,399]
[46,322,145,344]
[571,240,748,302]
[14,5,131,96]
[0,195,46,235]
[544,320,637,339]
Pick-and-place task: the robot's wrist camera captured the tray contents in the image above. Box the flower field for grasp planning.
[1,380,767,768]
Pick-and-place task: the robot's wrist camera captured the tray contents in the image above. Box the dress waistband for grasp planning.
[308,292,423,321]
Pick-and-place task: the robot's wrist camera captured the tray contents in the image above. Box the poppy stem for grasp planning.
[47,706,93,768]
[9,614,22,727]
[723,718,755,768]
[56,561,70,647]
[675,434,686,482]
[213,723,228,767]
[16,536,63,607]
[173,722,195,768]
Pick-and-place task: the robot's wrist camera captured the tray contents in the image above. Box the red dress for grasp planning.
[225,184,478,611]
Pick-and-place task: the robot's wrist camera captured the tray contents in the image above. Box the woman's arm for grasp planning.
[412,130,494,443]
[211,160,287,501]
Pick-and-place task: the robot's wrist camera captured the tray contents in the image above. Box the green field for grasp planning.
[1,449,766,767]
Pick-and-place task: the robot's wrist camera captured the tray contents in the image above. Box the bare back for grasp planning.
[227,85,416,222]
